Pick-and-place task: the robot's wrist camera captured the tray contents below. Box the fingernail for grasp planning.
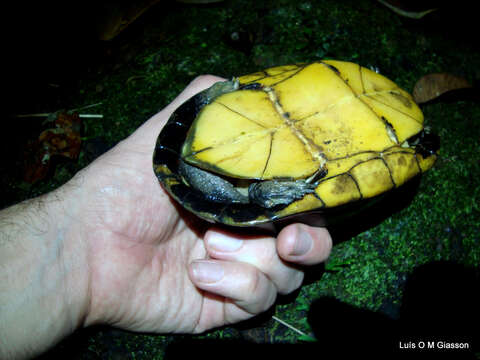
[208,232,243,252]
[191,261,224,283]
[291,230,313,256]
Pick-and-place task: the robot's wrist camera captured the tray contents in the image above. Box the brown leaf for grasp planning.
[413,73,472,104]
[23,139,52,184]
[23,112,82,183]
[40,112,82,160]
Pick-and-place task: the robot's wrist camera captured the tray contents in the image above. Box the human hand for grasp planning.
[68,75,332,333]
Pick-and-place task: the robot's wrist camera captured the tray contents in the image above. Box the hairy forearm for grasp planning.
[0,187,89,359]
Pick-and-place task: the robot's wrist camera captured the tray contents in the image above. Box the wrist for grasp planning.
[47,182,92,328]
[0,182,90,359]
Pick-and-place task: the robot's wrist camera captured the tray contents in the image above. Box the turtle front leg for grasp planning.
[248,180,317,208]
[178,160,249,204]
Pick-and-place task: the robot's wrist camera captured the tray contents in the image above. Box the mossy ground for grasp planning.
[5,0,479,358]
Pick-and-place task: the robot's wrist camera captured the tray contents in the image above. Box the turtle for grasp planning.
[153,60,438,226]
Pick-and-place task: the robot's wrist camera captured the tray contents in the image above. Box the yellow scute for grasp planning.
[182,60,429,185]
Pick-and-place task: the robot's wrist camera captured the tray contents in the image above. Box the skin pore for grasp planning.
[0,75,332,359]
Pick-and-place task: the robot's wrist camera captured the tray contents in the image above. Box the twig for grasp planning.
[15,113,103,118]
[272,315,309,337]
[77,114,104,118]
[16,102,103,119]
[71,102,103,112]
[377,0,437,19]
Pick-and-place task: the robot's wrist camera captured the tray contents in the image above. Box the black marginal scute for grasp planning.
[172,120,189,128]
[154,89,207,168]
[156,122,183,154]
[223,203,275,223]
[153,90,207,205]
[177,186,221,216]
[172,90,206,125]
[153,146,178,171]
[177,180,269,224]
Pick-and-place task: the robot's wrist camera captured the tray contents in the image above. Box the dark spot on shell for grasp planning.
[331,174,354,195]
[397,156,407,167]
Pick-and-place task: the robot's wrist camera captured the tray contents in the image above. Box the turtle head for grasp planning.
[411,128,440,158]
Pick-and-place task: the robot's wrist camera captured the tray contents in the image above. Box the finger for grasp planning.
[276,223,332,265]
[189,259,277,315]
[204,230,304,295]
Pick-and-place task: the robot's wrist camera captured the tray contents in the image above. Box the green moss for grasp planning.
[9,0,480,355]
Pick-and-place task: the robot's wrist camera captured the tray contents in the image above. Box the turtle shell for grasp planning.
[153,60,437,226]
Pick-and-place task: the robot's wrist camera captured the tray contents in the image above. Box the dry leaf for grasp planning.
[23,112,82,183]
[39,112,82,159]
[413,73,472,103]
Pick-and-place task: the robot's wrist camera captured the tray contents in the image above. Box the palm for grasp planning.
[76,76,332,335]
[79,125,217,332]
[0,76,331,360]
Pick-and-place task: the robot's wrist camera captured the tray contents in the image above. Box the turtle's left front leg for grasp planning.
[178,160,249,204]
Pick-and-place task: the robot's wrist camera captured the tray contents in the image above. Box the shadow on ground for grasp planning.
[306,261,479,358]
[164,261,479,359]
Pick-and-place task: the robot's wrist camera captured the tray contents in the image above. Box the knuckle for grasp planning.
[260,242,280,269]
[262,285,277,311]
[238,267,277,313]
[279,270,304,295]
[245,266,263,296]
